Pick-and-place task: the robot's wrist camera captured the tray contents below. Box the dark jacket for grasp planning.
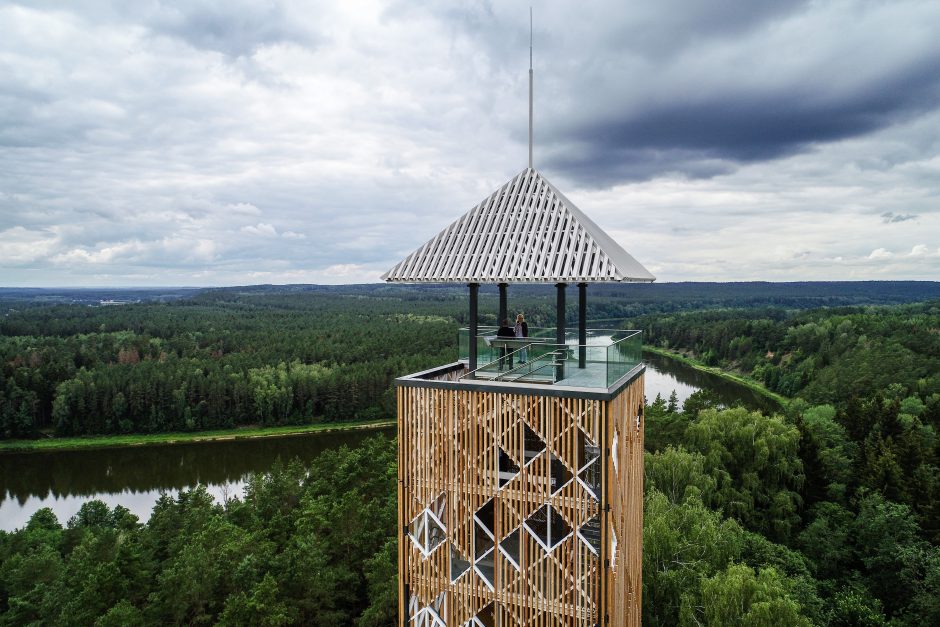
[515,321,529,338]
[497,325,515,338]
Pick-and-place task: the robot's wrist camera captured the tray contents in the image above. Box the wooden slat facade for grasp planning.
[397,372,644,626]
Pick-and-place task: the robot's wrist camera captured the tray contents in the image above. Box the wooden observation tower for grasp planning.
[384,25,655,626]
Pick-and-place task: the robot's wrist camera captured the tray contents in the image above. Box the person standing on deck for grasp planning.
[515,313,529,364]
[497,319,515,370]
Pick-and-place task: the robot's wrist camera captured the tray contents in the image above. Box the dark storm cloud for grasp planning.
[532,10,940,187]
[547,56,940,186]
[390,1,940,188]
[597,0,811,58]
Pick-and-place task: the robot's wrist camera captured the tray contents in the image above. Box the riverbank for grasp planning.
[0,419,396,453]
[643,345,789,407]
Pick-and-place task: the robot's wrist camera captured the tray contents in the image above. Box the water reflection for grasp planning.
[643,351,781,414]
[0,354,778,532]
[0,428,393,531]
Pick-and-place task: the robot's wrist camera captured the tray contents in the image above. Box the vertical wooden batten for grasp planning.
[397,369,644,625]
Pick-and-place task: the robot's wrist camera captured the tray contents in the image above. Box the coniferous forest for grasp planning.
[1,282,939,625]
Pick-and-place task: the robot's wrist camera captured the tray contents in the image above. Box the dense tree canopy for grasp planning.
[0,437,397,626]
[2,285,939,624]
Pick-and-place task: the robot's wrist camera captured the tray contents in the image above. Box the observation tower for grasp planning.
[385,23,655,627]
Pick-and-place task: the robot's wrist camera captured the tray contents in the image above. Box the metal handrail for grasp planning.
[501,354,565,383]
[607,329,642,346]
[459,341,544,380]
[494,348,566,381]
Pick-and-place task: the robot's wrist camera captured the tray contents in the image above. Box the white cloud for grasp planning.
[0,227,59,265]
[0,0,938,286]
[241,223,278,237]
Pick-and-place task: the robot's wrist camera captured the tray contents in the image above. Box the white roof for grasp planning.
[383,168,655,284]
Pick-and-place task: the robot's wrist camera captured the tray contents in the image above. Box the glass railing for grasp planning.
[605,331,643,387]
[457,327,642,388]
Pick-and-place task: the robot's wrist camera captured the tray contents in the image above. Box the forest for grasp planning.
[1,283,939,625]
[2,282,938,440]
[0,290,460,439]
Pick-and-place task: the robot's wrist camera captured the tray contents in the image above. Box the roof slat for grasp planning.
[381,168,655,284]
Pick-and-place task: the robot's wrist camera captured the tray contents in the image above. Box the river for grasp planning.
[0,354,778,531]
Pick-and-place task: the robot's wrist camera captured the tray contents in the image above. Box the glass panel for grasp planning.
[549,454,573,494]
[500,527,521,569]
[450,544,471,581]
[525,504,550,549]
[547,506,571,548]
[476,602,496,627]
[497,446,520,488]
[427,513,446,554]
[578,514,601,555]
[522,422,546,465]
[475,549,495,590]
[475,498,494,532]
[579,459,601,500]
[474,498,495,560]
[606,331,642,387]
[460,327,642,389]
[474,521,494,560]
[577,428,600,471]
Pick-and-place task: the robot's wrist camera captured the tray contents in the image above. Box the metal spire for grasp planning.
[528,6,533,170]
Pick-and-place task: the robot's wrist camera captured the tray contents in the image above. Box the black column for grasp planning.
[579,282,587,368]
[556,283,566,381]
[469,283,479,372]
[498,283,508,326]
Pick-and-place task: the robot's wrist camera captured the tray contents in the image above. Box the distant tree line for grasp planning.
[635,302,940,404]
[0,293,456,439]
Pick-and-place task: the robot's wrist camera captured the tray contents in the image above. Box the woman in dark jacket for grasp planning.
[497,318,515,370]
[515,314,529,364]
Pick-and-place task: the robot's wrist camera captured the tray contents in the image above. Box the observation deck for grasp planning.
[398,327,644,399]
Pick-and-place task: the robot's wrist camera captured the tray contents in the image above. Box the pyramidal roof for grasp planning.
[383,168,655,284]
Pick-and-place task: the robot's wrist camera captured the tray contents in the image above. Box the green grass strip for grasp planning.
[643,345,790,407]
[0,419,396,453]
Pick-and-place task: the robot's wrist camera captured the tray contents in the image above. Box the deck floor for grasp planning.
[470,360,612,388]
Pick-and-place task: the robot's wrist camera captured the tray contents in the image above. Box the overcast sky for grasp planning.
[2,0,939,286]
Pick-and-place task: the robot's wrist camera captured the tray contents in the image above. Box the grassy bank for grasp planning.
[0,419,396,453]
[643,345,790,407]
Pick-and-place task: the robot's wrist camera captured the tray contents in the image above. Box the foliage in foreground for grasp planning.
[0,437,397,626]
[644,398,940,626]
[4,400,940,625]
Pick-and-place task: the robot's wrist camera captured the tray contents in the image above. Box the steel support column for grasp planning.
[469,283,479,372]
[579,282,587,368]
[556,283,566,381]
[498,283,508,326]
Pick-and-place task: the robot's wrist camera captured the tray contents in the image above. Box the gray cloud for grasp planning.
[0,0,938,286]
[881,212,918,223]
[549,59,940,186]
[144,0,315,57]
